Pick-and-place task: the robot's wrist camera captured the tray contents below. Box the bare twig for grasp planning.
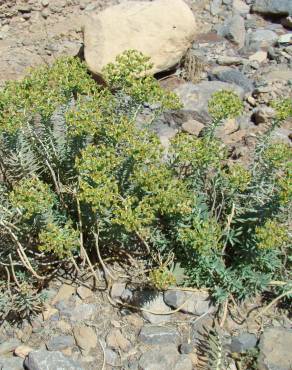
[99,339,106,370]
[79,240,101,283]
[94,230,116,283]
[220,299,229,328]
[4,266,12,297]
[9,254,21,289]
[115,296,193,315]
[76,192,85,265]
[1,220,46,280]
[255,289,292,319]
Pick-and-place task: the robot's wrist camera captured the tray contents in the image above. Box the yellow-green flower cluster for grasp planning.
[255,220,289,249]
[224,164,251,192]
[0,57,96,133]
[9,177,55,219]
[149,267,176,290]
[102,49,181,110]
[178,217,223,254]
[208,90,243,122]
[271,98,292,122]
[38,221,79,258]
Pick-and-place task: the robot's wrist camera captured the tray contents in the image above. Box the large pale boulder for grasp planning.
[83,0,196,76]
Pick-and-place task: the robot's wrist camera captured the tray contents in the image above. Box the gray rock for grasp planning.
[174,355,193,370]
[120,288,133,302]
[209,67,253,92]
[61,303,96,322]
[46,335,75,351]
[253,106,275,124]
[210,0,222,16]
[124,359,139,370]
[229,333,257,353]
[271,128,292,146]
[164,290,216,315]
[141,292,171,324]
[139,326,179,345]
[0,339,21,355]
[105,348,119,366]
[233,0,250,15]
[217,14,246,48]
[110,282,126,300]
[282,16,292,29]
[154,124,178,150]
[173,81,244,125]
[138,344,192,370]
[18,4,32,13]
[179,343,193,354]
[246,29,278,50]
[24,350,83,370]
[258,327,292,370]
[217,56,245,66]
[0,356,23,370]
[252,0,292,15]
[278,33,292,44]
[41,8,50,18]
[263,69,292,81]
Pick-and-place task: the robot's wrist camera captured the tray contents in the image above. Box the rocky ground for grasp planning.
[0,0,292,369]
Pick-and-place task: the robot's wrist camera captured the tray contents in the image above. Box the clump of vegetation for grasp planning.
[0,50,291,321]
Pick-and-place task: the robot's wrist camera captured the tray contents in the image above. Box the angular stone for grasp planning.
[264,69,292,81]
[52,284,75,305]
[73,326,97,353]
[210,0,222,16]
[271,128,292,146]
[56,320,72,333]
[247,29,278,50]
[249,51,268,63]
[173,81,244,124]
[139,326,179,345]
[233,0,250,15]
[258,328,292,370]
[138,345,192,370]
[110,283,126,300]
[164,290,215,315]
[252,0,292,15]
[141,292,172,324]
[46,335,75,351]
[126,314,144,330]
[179,343,194,354]
[84,0,197,76]
[24,350,83,370]
[42,306,58,321]
[0,356,23,370]
[217,56,246,66]
[230,333,257,353]
[105,348,119,366]
[278,33,292,44]
[63,303,96,322]
[209,67,253,92]
[253,106,275,124]
[282,16,292,29]
[174,355,193,370]
[14,345,33,358]
[76,286,93,300]
[106,328,131,352]
[217,14,246,48]
[0,339,21,355]
[182,119,205,136]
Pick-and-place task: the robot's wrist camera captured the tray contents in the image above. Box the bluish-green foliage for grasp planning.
[0,51,291,321]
